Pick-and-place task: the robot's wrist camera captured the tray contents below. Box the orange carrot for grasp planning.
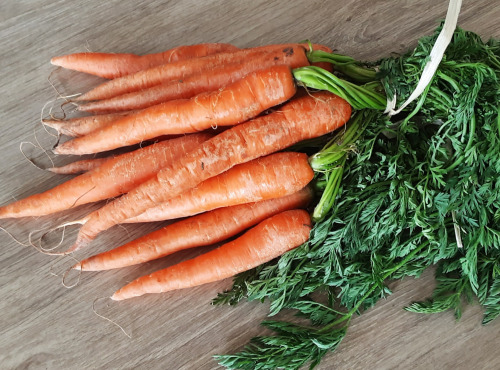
[77,48,310,114]
[126,151,313,222]
[68,91,350,253]
[53,65,297,155]
[47,158,109,175]
[43,111,134,137]
[0,133,211,218]
[75,44,305,101]
[76,187,312,271]
[51,43,239,79]
[111,209,312,300]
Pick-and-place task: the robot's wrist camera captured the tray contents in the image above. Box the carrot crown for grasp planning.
[306,49,378,83]
[293,66,387,111]
[310,110,379,222]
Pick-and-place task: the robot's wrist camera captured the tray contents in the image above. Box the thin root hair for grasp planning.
[0,226,31,247]
[62,254,83,288]
[33,220,85,255]
[40,98,65,140]
[19,141,54,171]
[47,68,82,104]
[92,297,132,339]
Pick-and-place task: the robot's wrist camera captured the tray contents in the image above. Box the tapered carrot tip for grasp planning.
[50,56,62,66]
[65,241,87,254]
[62,230,92,255]
[50,55,80,69]
[42,120,64,130]
[52,144,71,155]
[43,120,82,138]
[50,56,76,70]
[46,166,78,175]
[110,292,129,301]
[72,94,89,102]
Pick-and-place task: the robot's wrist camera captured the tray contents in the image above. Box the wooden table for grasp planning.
[1,1,499,369]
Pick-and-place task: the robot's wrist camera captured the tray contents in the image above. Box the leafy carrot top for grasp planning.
[214,26,500,370]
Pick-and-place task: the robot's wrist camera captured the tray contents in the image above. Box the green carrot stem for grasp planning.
[292,66,387,111]
[312,155,346,222]
[310,110,377,170]
[306,50,378,83]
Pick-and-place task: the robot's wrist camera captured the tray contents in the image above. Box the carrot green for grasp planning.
[215,25,500,370]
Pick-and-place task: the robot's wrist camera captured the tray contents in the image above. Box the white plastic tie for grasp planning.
[386,0,463,116]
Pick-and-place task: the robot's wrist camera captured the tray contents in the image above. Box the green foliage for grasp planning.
[483,278,500,324]
[405,268,473,320]
[215,26,500,369]
[215,323,347,370]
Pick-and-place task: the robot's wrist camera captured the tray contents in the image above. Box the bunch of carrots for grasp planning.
[0,41,356,301]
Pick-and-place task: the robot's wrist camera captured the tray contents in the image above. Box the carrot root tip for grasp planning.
[52,146,64,155]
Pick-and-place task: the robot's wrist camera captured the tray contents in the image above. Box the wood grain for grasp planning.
[0,0,499,369]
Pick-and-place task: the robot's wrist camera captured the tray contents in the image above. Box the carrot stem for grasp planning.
[310,110,379,221]
[309,110,376,170]
[292,66,386,110]
[311,155,345,222]
[306,50,378,83]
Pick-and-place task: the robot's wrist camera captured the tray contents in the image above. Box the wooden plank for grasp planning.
[0,0,498,369]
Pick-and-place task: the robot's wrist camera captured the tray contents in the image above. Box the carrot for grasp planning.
[75,187,312,271]
[75,44,306,101]
[111,209,312,300]
[0,133,211,218]
[43,111,135,137]
[47,158,109,175]
[53,65,297,155]
[67,91,351,253]
[77,48,310,114]
[50,43,239,79]
[126,151,314,223]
